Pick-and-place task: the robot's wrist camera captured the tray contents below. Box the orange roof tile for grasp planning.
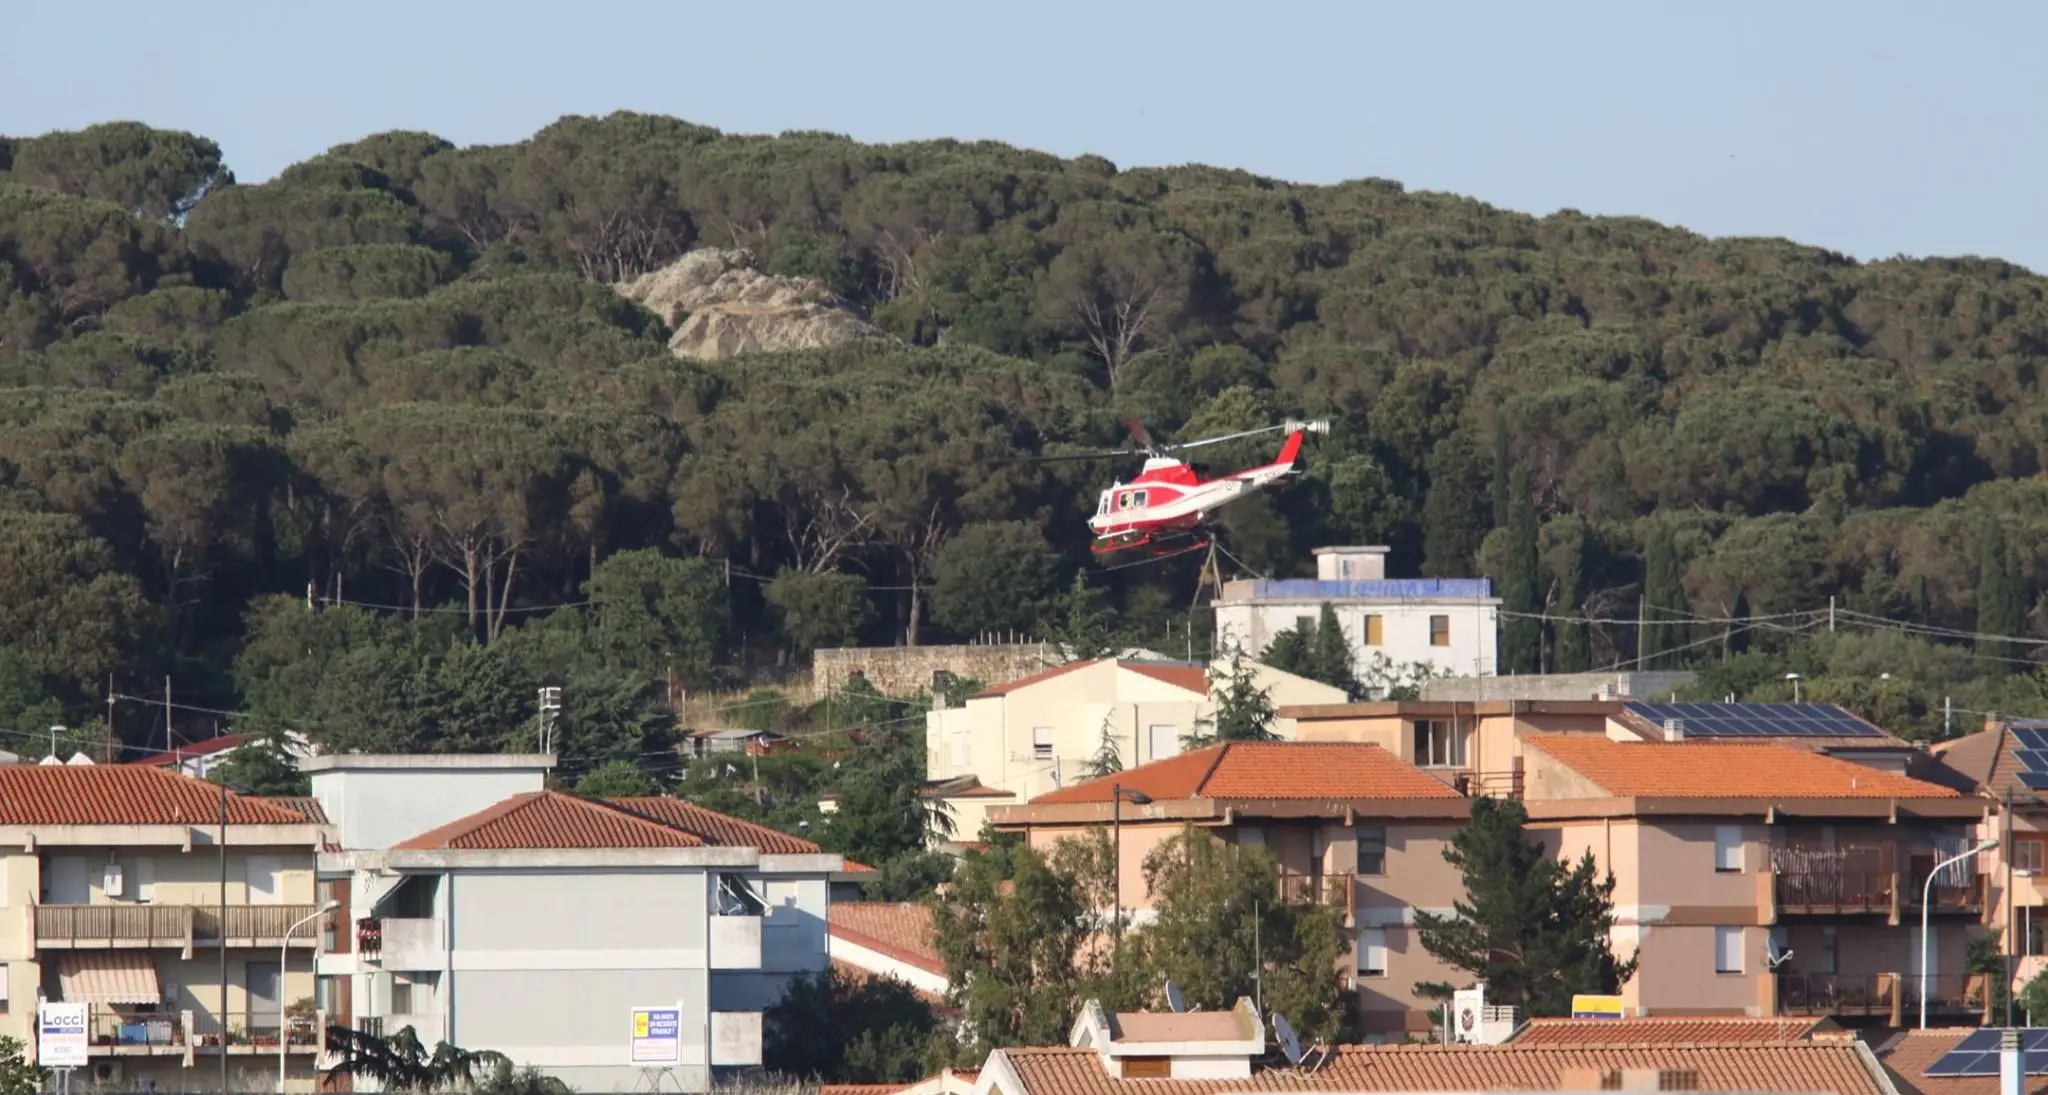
[603,796,826,854]
[970,660,1094,697]
[1031,741,1460,806]
[392,791,706,850]
[996,1041,1889,1095]
[1876,1029,2048,1095]
[1526,736,1962,799]
[262,796,329,824]
[1512,1016,1825,1047]
[0,765,311,826]
[828,902,945,976]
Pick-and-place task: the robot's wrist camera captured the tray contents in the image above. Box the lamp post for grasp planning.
[281,900,339,1092]
[1110,785,1152,957]
[219,777,229,1095]
[1784,673,1803,702]
[1922,838,1998,1029]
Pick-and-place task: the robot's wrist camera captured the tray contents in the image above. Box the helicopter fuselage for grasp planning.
[1086,431,1306,556]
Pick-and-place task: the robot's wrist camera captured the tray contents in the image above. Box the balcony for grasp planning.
[355,917,444,968]
[36,904,322,949]
[356,1014,443,1047]
[1773,872,1897,918]
[86,1008,185,1053]
[1775,972,1986,1022]
[1904,872,1988,915]
[1277,873,1357,927]
[1452,769,1524,799]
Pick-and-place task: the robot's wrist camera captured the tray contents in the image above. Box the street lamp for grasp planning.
[281,900,340,1092]
[1922,838,1998,1029]
[1784,673,1803,702]
[1110,784,1152,955]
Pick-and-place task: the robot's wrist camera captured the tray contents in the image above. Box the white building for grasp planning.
[307,754,845,1093]
[924,657,1347,839]
[1212,546,1499,681]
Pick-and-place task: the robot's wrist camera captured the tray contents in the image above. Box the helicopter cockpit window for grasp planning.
[1130,490,1148,508]
[1097,493,1111,515]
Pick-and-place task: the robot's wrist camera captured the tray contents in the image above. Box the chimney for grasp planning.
[2002,1028,2024,1095]
[1663,718,1685,742]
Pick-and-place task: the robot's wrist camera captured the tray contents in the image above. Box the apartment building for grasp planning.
[1211,545,1499,679]
[1919,719,2048,985]
[1277,698,1924,796]
[1520,734,1991,1021]
[0,765,330,1092]
[308,753,845,1094]
[925,657,1344,838]
[985,740,1469,1035]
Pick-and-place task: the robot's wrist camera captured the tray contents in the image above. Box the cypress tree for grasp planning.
[1641,524,1689,668]
[1308,602,1360,697]
[1500,465,1541,675]
[1491,417,1512,530]
[1978,521,2024,673]
[1725,587,1751,658]
[1552,521,1590,674]
[1423,435,1490,578]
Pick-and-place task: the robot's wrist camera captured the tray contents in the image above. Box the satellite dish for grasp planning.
[1165,981,1187,1014]
[1273,1014,1303,1068]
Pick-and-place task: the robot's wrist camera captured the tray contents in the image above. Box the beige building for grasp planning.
[1520,734,1990,1021]
[1918,719,2048,996]
[986,739,1470,1036]
[926,657,1345,838]
[0,764,330,1091]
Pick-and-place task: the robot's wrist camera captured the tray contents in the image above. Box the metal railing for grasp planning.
[188,1011,321,1049]
[1774,972,1982,1018]
[87,1009,183,1049]
[1905,872,1987,912]
[1453,769,1524,798]
[35,904,322,946]
[1773,872,1897,915]
[1277,873,1357,924]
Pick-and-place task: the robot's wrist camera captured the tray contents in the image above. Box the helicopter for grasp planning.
[1036,417,1331,558]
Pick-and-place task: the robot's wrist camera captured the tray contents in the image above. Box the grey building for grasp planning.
[308,754,846,1093]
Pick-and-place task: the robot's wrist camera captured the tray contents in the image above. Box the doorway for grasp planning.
[246,961,281,1031]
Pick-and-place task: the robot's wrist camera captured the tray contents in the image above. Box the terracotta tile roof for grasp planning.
[1924,727,2026,799]
[603,795,825,854]
[828,902,945,976]
[1512,1016,1825,1047]
[995,1041,1890,1095]
[969,659,1207,699]
[820,1086,913,1095]
[262,796,329,824]
[132,733,251,766]
[829,958,949,1009]
[392,791,705,850]
[0,765,311,825]
[1526,736,1962,799]
[925,775,1017,800]
[1031,741,1460,806]
[1875,1029,2048,1095]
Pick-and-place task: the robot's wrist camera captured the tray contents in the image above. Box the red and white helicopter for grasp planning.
[1041,417,1330,557]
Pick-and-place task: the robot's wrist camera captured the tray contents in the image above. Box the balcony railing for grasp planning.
[87,1008,184,1050]
[36,904,322,947]
[1277,873,1357,926]
[1452,770,1524,799]
[1775,972,1983,1019]
[189,1011,323,1050]
[1773,873,1897,916]
[1905,872,1987,913]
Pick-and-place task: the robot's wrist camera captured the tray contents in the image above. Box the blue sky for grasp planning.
[7,0,2045,271]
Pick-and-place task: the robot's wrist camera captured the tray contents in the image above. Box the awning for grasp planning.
[56,951,162,1006]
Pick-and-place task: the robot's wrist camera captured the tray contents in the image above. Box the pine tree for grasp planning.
[1490,417,1512,530]
[1423,434,1490,578]
[1500,465,1541,675]
[1551,521,1590,674]
[1640,524,1689,668]
[1186,645,1277,746]
[1414,797,1638,1016]
[1307,602,1361,697]
[1978,520,2024,673]
[1047,573,1121,661]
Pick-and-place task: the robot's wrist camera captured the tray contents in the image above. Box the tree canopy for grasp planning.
[3,111,2048,767]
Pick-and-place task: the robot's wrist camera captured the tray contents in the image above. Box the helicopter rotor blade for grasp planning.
[1016,448,1146,464]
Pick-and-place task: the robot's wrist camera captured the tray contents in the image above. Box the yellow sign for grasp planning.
[1571,994,1624,1019]
[633,1013,649,1037]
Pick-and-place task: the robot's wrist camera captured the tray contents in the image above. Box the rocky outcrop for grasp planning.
[614,248,894,360]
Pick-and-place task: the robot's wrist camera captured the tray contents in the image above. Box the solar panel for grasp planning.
[1621,702,1886,739]
[1925,1030,2048,1076]
[2021,771,2048,791]
[2017,728,2048,752]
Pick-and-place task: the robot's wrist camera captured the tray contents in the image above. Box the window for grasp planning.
[715,873,766,916]
[1429,615,1451,646]
[1413,720,1466,768]
[1356,826,1387,876]
[1819,927,1838,974]
[1714,926,1743,974]
[1147,724,1179,761]
[1357,928,1388,977]
[0,962,8,1012]
[2018,840,2047,875]
[1237,827,1266,848]
[1122,1058,1171,1079]
[1364,615,1384,646]
[1714,826,1743,872]
[1032,726,1054,761]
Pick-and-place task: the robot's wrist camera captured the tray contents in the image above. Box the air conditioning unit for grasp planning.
[103,863,125,898]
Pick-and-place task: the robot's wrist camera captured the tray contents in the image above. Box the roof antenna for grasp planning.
[1165,980,1187,1013]
[1271,1014,1327,1072]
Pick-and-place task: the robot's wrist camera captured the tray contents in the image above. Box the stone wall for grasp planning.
[812,643,1067,698]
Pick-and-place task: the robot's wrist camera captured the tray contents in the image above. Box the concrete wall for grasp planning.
[310,763,548,851]
[1214,595,1498,680]
[1421,672,1697,703]
[815,644,1066,697]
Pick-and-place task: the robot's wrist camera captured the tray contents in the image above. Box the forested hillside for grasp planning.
[4,113,2048,763]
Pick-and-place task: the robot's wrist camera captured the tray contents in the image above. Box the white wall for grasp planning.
[1216,597,1498,680]
[309,760,550,851]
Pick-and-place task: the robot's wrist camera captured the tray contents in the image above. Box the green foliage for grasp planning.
[1978,520,2025,672]
[208,732,310,796]
[763,967,939,1083]
[585,549,728,687]
[1415,797,1638,1016]
[1186,645,1277,746]
[323,1023,510,1092]
[573,759,661,797]
[1546,518,1591,673]
[1138,828,1348,1041]
[1641,523,1689,668]
[1422,433,1488,578]
[1499,466,1541,674]
[765,570,873,655]
[929,520,1061,638]
[0,646,65,736]
[0,1035,45,1095]
[1044,574,1123,661]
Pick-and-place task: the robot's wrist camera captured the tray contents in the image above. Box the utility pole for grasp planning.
[1829,596,1836,633]
[164,676,173,755]
[104,675,115,761]
[1636,594,1648,668]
